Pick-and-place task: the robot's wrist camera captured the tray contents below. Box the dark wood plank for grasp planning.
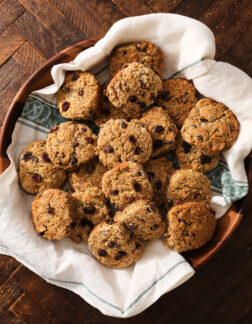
[146,0,182,12]
[0,278,23,312]
[0,256,20,286]
[112,0,152,16]
[0,310,23,324]
[0,57,25,94]
[172,0,214,18]
[0,0,25,34]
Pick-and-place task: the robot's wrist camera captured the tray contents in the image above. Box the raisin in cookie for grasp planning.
[107,62,162,118]
[144,156,174,207]
[31,189,80,240]
[102,162,153,211]
[70,187,110,243]
[109,41,164,77]
[94,81,128,126]
[181,98,239,155]
[68,158,106,192]
[57,71,100,120]
[115,200,165,241]
[19,140,66,194]
[164,202,216,252]
[97,119,152,169]
[155,79,197,127]
[88,221,144,269]
[175,134,220,173]
[167,169,211,207]
[46,121,97,171]
[140,107,178,156]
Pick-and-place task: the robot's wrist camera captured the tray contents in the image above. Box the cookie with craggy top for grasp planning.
[102,162,153,211]
[164,202,216,252]
[181,98,239,155]
[167,169,211,208]
[115,200,165,241]
[97,119,152,169]
[68,158,106,192]
[144,156,175,207]
[31,189,80,240]
[88,221,144,269]
[109,41,164,77]
[46,121,97,171]
[19,140,66,194]
[140,106,178,156]
[175,134,220,173]
[155,79,197,127]
[57,71,100,120]
[107,62,162,118]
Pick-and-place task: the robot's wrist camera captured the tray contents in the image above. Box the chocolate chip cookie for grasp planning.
[97,119,152,169]
[68,158,106,192]
[155,79,197,127]
[115,200,165,241]
[181,98,239,155]
[175,134,220,173]
[57,71,100,120]
[88,221,144,269]
[140,106,178,156]
[167,169,212,207]
[144,156,175,207]
[107,62,162,118]
[19,140,66,194]
[164,202,216,252]
[102,162,153,211]
[109,41,164,77]
[31,189,80,240]
[46,121,97,171]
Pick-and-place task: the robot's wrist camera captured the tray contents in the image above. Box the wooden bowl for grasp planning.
[0,38,251,269]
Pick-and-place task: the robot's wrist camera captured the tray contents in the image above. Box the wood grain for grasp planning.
[0,0,251,322]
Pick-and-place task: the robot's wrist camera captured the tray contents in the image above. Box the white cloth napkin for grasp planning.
[0,13,251,317]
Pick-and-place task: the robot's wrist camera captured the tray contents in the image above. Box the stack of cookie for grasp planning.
[19,41,239,269]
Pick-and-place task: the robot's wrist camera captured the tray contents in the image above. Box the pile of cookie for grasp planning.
[19,41,239,269]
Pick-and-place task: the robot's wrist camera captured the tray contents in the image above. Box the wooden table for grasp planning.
[0,1,251,323]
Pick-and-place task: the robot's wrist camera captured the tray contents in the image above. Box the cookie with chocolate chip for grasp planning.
[31,189,80,240]
[19,140,66,194]
[155,79,197,127]
[46,121,97,171]
[115,200,165,241]
[167,169,211,207]
[164,202,216,252]
[140,106,178,156]
[102,162,153,211]
[109,41,164,77]
[181,98,239,155]
[107,62,162,118]
[57,71,100,120]
[97,119,152,169]
[175,134,220,173]
[88,221,144,269]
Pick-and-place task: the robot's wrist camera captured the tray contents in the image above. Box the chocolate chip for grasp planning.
[135,243,141,249]
[69,155,77,165]
[72,74,80,81]
[86,137,94,144]
[111,189,119,195]
[154,125,164,133]
[50,125,58,133]
[71,221,77,229]
[78,89,84,96]
[150,93,156,100]
[146,207,152,213]
[83,205,95,214]
[129,95,137,102]
[98,249,107,257]
[23,152,32,161]
[108,241,117,248]
[181,141,191,153]
[140,80,147,88]
[147,172,155,180]
[32,173,42,183]
[197,135,203,140]
[133,181,141,192]
[121,121,127,128]
[136,46,141,52]
[134,146,141,155]
[153,140,163,149]
[161,90,170,100]
[39,231,45,236]
[122,50,127,55]
[192,192,200,199]
[200,155,211,164]
[105,219,114,224]
[155,180,162,190]
[150,224,159,230]
[129,135,136,144]
[47,206,54,214]
[104,145,114,153]
[138,102,147,110]
[137,170,143,176]
[42,152,50,162]
[115,251,127,260]
[200,118,208,122]
[81,127,87,132]
[125,222,138,231]
[229,124,235,131]
[167,199,173,208]
[62,101,70,111]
